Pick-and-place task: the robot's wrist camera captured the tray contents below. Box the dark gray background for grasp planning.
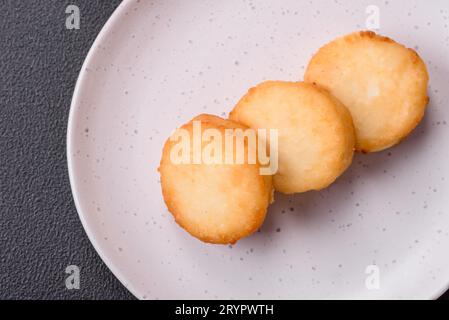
[0,0,133,299]
[0,0,447,300]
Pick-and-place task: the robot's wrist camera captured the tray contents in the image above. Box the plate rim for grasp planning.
[67,0,142,299]
[66,0,449,300]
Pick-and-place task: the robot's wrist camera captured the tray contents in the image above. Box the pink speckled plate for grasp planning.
[68,0,449,299]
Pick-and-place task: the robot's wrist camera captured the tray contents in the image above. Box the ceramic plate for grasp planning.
[68,0,449,299]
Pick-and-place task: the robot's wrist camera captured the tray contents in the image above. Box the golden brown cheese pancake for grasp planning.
[230,81,355,194]
[305,31,429,152]
[159,114,273,244]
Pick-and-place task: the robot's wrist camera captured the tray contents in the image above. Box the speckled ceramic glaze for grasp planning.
[68,0,449,299]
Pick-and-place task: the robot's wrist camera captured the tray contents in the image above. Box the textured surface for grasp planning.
[1,0,449,300]
[0,0,133,299]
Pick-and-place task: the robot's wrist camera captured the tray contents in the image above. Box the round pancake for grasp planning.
[159,114,273,244]
[230,81,355,194]
[304,31,429,152]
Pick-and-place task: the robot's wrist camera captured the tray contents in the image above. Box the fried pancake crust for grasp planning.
[305,31,429,152]
[230,81,355,194]
[159,114,273,244]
